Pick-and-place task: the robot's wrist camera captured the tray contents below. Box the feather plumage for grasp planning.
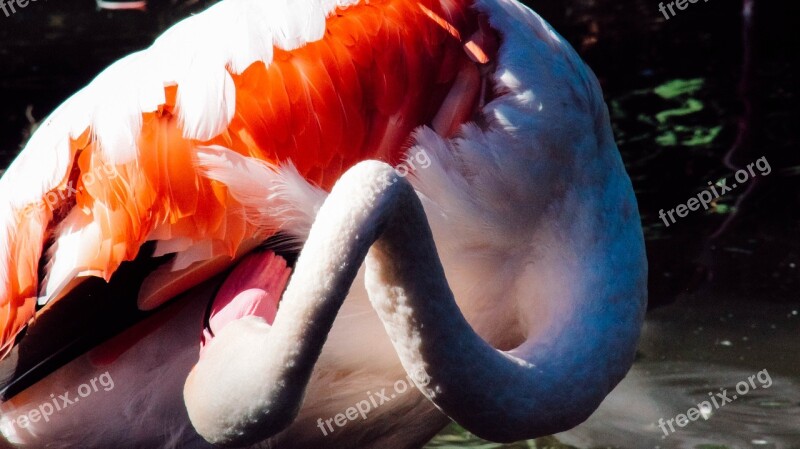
[0,0,480,355]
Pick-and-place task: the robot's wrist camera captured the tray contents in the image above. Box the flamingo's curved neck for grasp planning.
[184,0,647,445]
[185,158,646,445]
[365,151,646,439]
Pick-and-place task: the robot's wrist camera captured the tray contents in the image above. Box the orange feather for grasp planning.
[0,0,482,356]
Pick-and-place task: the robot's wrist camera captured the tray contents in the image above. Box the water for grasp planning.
[1,0,798,448]
[426,298,800,448]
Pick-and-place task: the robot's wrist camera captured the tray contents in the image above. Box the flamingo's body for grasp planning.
[0,0,647,447]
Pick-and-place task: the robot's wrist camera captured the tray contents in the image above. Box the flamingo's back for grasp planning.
[0,0,487,357]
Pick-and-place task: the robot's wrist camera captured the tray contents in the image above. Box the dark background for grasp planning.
[0,0,798,308]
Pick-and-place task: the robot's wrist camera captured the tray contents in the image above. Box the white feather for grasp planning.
[38,208,105,304]
[0,0,360,304]
[175,64,237,142]
[193,145,327,242]
[0,0,355,207]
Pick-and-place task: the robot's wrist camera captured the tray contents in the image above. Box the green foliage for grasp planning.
[609,78,723,150]
[653,78,705,99]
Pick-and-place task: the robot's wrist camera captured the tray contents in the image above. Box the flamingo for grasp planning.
[0,0,647,447]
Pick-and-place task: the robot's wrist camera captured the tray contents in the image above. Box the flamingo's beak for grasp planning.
[199,250,292,359]
[184,249,297,445]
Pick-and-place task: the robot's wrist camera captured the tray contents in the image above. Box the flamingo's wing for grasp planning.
[0,0,480,356]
